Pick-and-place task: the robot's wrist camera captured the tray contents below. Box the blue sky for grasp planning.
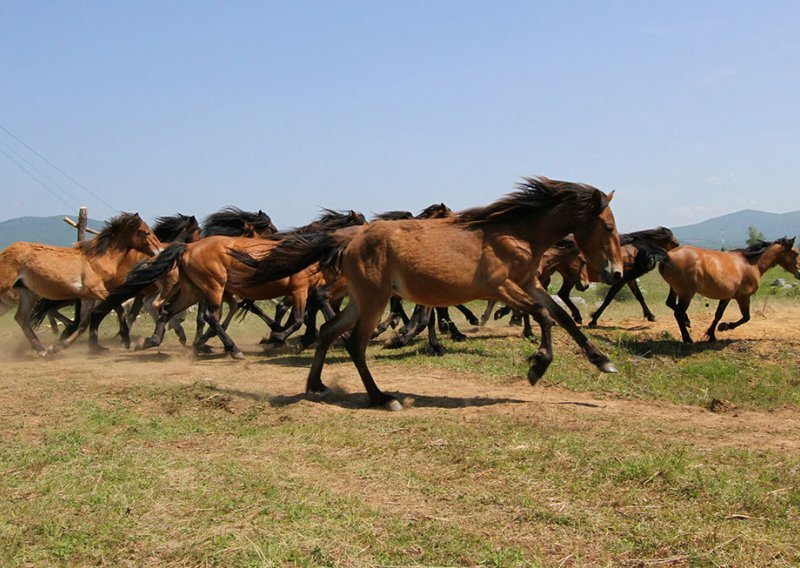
[1,1,799,231]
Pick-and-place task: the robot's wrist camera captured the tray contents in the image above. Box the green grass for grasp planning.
[1,383,798,565]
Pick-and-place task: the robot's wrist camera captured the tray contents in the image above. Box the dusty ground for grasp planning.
[1,301,798,454]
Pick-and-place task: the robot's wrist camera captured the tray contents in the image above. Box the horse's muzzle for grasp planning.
[600,268,623,285]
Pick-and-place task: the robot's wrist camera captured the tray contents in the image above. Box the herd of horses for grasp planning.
[1,176,798,410]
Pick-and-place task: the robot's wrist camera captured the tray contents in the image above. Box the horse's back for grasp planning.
[661,246,752,299]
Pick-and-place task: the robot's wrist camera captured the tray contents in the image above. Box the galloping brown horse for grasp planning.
[0,213,162,355]
[90,210,365,358]
[241,177,624,410]
[659,237,800,343]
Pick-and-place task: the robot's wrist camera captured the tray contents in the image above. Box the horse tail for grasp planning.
[229,232,349,286]
[93,243,188,316]
[30,298,71,329]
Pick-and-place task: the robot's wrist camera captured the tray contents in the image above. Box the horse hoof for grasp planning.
[90,344,110,355]
[718,323,730,331]
[229,350,245,360]
[527,366,543,386]
[452,333,467,342]
[384,399,404,412]
[598,360,618,374]
[587,321,598,328]
[306,387,331,401]
[647,315,657,322]
[424,345,446,357]
[36,349,49,358]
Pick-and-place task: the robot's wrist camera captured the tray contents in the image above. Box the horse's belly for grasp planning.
[392,274,485,306]
[18,270,84,299]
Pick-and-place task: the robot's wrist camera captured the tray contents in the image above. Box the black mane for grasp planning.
[153,213,199,242]
[620,227,676,246]
[374,210,414,221]
[202,207,276,237]
[457,177,606,227]
[733,237,795,260]
[77,212,142,257]
[292,209,367,235]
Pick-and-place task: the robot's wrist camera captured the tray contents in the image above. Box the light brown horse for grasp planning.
[242,177,624,410]
[0,213,162,355]
[659,237,800,343]
[89,210,366,358]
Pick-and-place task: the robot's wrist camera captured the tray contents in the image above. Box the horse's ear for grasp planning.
[592,189,609,212]
[607,190,615,203]
[789,236,796,247]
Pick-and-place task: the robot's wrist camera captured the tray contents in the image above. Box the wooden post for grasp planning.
[77,206,88,241]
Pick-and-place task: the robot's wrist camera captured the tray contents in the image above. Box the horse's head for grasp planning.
[417,203,453,219]
[775,237,800,279]
[572,190,624,284]
[251,210,278,237]
[131,214,163,257]
[184,216,203,242]
[571,254,591,291]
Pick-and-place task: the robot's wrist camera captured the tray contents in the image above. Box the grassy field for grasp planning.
[0,268,798,566]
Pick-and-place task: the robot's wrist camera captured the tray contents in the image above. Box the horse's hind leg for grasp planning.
[480,300,496,326]
[424,309,446,356]
[672,295,694,343]
[454,304,479,326]
[718,297,750,332]
[437,307,467,342]
[14,288,48,356]
[306,301,359,397]
[200,302,244,359]
[526,305,555,384]
[703,299,730,342]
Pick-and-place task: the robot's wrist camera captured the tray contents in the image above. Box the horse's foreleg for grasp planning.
[526,305,555,384]
[436,307,467,342]
[268,298,306,343]
[372,296,404,339]
[718,297,750,332]
[588,279,626,327]
[114,305,131,349]
[520,282,617,374]
[387,304,429,348]
[344,297,401,411]
[629,280,656,322]
[307,300,359,397]
[703,299,730,341]
[557,282,582,324]
[126,295,145,327]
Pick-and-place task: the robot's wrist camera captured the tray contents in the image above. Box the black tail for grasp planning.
[228,232,349,286]
[30,298,73,329]
[93,243,187,317]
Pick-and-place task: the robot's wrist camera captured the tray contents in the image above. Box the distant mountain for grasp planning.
[671,209,800,250]
[0,215,104,250]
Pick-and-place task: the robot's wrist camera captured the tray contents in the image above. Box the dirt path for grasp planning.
[1,313,798,453]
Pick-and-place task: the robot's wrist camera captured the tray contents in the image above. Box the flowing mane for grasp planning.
[202,208,276,237]
[417,203,452,219]
[620,227,676,246]
[76,212,142,257]
[273,209,366,238]
[153,213,198,242]
[457,177,607,228]
[733,237,795,261]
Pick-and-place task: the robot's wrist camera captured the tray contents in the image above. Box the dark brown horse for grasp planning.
[0,213,162,355]
[240,177,623,410]
[659,237,799,343]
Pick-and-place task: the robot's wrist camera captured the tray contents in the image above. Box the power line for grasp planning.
[0,144,76,210]
[0,123,118,214]
[0,137,83,207]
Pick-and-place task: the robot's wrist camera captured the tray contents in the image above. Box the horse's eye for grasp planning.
[604,223,613,232]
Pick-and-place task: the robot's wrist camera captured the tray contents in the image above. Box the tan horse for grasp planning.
[241,177,624,410]
[659,237,800,343]
[0,213,162,355]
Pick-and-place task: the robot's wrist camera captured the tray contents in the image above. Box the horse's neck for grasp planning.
[84,244,138,281]
[755,245,783,275]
